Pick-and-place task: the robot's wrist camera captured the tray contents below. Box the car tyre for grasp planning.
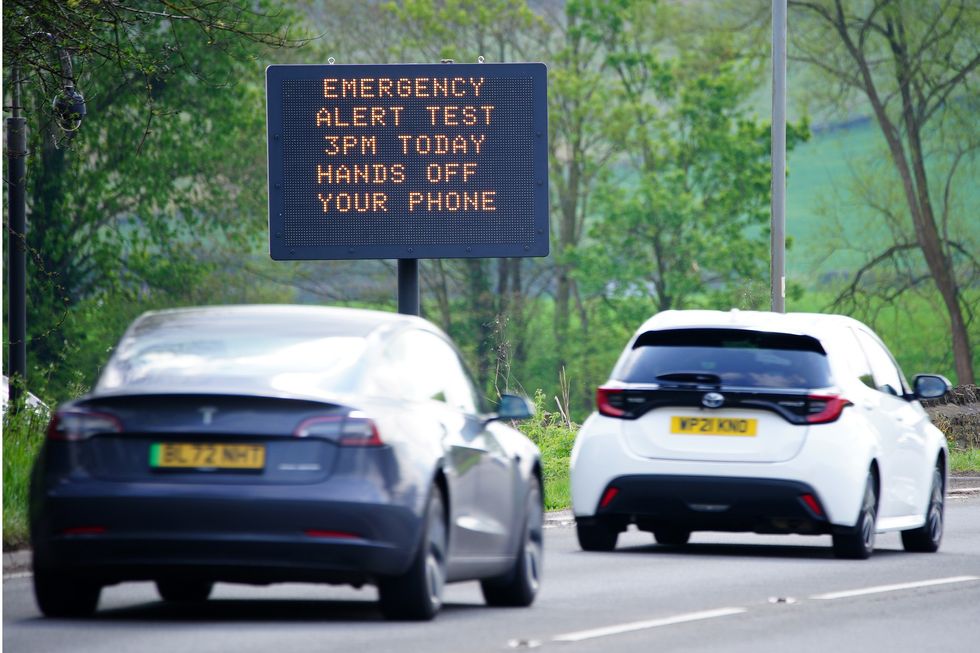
[33,569,101,618]
[576,520,619,552]
[901,467,944,553]
[832,472,877,560]
[481,477,543,607]
[156,579,214,602]
[653,526,691,546]
[378,486,447,621]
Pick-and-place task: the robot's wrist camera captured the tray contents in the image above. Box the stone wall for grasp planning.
[922,385,980,449]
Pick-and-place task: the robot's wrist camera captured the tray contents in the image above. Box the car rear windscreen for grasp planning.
[614,328,832,389]
[96,331,368,397]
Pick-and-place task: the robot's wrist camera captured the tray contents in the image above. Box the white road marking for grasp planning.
[551,607,747,643]
[811,575,980,601]
[3,572,32,580]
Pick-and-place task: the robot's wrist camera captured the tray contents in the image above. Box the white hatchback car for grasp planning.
[570,310,951,559]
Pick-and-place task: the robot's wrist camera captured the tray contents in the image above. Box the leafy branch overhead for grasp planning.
[3,1,304,397]
[3,0,304,111]
[790,0,979,384]
[573,0,809,313]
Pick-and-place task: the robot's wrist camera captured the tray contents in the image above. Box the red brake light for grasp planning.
[61,526,107,536]
[339,413,384,446]
[47,410,123,441]
[800,493,824,517]
[806,395,852,424]
[599,486,620,509]
[294,411,383,446]
[597,387,626,418]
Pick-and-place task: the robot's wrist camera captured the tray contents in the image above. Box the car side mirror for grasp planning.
[912,374,952,400]
[488,394,535,422]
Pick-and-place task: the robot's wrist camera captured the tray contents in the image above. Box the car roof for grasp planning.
[634,309,867,340]
[128,304,433,340]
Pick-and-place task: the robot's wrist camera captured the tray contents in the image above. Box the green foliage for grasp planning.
[383,0,542,61]
[4,2,300,400]
[950,449,980,474]
[788,0,978,384]
[574,0,810,312]
[788,288,980,385]
[2,402,49,549]
[3,1,294,88]
[517,390,578,510]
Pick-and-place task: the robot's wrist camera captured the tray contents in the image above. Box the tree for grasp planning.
[541,0,617,384]
[576,0,808,315]
[789,0,978,384]
[3,1,299,397]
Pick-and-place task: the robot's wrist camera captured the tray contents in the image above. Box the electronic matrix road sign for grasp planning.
[266,63,548,260]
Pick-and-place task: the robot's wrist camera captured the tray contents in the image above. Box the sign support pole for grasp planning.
[397,259,420,316]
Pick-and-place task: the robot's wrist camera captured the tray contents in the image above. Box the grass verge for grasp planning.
[518,390,577,511]
[950,449,980,474]
[3,403,48,550]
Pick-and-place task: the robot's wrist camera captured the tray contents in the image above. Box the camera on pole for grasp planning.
[52,42,86,138]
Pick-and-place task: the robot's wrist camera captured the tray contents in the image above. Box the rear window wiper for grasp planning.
[654,372,722,386]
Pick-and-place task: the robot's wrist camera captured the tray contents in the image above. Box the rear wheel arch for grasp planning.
[936,450,947,490]
[431,468,451,545]
[531,461,544,506]
[869,460,881,507]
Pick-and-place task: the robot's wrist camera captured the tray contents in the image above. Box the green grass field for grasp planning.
[788,289,980,385]
[786,120,888,277]
[785,118,978,285]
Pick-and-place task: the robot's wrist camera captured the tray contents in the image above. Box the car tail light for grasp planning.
[597,387,626,418]
[800,493,824,517]
[599,486,620,509]
[806,394,852,424]
[293,411,384,447]
[46,410,123,441]
[61,526,107,536]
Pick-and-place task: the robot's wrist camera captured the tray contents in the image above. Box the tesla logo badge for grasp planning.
[198,407,218,425]
[702,392,724,409]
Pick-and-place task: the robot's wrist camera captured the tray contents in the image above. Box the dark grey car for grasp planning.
[30,305,542,620]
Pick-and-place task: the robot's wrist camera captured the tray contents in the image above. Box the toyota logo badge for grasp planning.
[702,392,724,409]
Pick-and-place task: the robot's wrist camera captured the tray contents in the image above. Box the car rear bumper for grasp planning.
[579,475,832,535]
[570,413,875,528]
[31,483,422,584]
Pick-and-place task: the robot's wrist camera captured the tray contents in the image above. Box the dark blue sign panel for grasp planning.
[266,63,548,260]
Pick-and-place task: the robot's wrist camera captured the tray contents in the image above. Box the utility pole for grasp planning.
[6,65,28,406]
[771,0,787,313]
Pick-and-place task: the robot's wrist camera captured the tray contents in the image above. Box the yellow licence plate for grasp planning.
[149,443,266,470]
[670,416,758,436]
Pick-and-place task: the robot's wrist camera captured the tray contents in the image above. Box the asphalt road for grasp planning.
[4,495,980,653]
